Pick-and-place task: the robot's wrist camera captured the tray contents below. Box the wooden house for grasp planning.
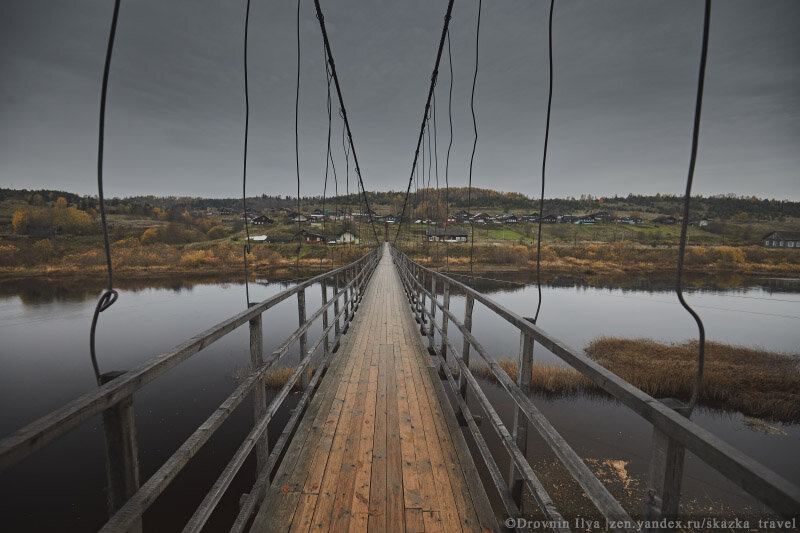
[762,231,800,249]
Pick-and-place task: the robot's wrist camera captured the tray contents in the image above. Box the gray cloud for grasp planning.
[1,0,798,200]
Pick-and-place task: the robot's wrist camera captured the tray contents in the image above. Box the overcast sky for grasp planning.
[1,0,798,200]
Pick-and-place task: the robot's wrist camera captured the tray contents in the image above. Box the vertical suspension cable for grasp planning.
[432,89,440,265]
[241,0,253,306]
[533,0,554,325]
[89,0,122,385]
[445,31,454,272]
[295,0,302,276]
[321,44,332,269]
[680,0,711,413]
[467,0,483,279]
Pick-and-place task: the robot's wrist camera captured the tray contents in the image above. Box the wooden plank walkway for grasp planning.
[250,245,498,532]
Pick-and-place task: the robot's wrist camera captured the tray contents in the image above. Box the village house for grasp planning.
[520,213,539,223]
[425,228,468,243]
[652,215,678,225]
[336,230,360,244]
[762,231,800,249]
[301,230,327,244]
[540,214,558,224]
[262,235,293,244]
[453,210,470,222]
[288,212,308,223]
[471,213,492,224]
[251,215,274,225]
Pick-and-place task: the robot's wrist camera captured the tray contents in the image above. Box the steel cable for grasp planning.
[532,0,554,325]
[313,0,381,246]
[241,0,254,307]
[466,0,482,279]
[393,0,456,246]
[89,0,122,385]
[680,0,711,413]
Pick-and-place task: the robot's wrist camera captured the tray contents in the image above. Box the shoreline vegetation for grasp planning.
[2,240,800,279]
[256,337,800,423]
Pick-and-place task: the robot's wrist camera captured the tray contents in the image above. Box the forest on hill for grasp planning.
[2,187,799,221]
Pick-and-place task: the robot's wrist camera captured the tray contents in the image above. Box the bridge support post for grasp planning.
[248,311,269,473]
[508,331,533,509]
[99,371,142,533]
[297,289,309,391]
[458,294,474,402]
[644,398,689,531]
[440,281,450,362]
[349,265,356,319]
[333,273,341,351]
[343,269,351,333]
[417,268,427,335]
[427,273,436,354]
[321,280,330,359]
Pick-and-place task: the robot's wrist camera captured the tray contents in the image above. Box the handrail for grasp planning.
[0,246,380,531]
[0,250,377,471]
[392,246,800,522]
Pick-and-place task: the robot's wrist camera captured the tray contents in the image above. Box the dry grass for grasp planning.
[468,338,800,422]
[586,337,800,422]
[232,364,314,391]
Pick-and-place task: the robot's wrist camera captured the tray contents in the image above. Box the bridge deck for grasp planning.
[250,246,497,532]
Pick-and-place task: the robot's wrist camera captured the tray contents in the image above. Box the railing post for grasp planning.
[458,294,474,400]
[427,273,436,354]
[333,273,341,351]
[644,398,690,532]
[248,311,269,473]
[349,265,356,319]
[508,331,533,507]
[419,270,428,335]
[343,268,351,332]
[297,289,309,391]
[321,280,330,358]
[440,281,450,362]
[99,371,142,533]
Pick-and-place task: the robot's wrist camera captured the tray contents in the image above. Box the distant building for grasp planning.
[301,230,328,244]
[288,212,308,223]
[251,215,274,225]
[762,231,800,249]
[264,235,293,244]
[653,216,678,225]
[336,231,360,244]
[689,218,709,227]
[541,214,558,224]
[425,228,468,243]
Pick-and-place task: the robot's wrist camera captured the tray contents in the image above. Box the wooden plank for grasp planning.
[311,330,372,530]
[250,326,361,530]
[348,363,378,533]
[385,345,405,532]
[367,344,388,532]
[405,508,424,533]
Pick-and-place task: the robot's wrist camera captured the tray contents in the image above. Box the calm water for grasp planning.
[0,273,798,529]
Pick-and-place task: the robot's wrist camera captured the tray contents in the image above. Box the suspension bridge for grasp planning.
[1,0,799,531]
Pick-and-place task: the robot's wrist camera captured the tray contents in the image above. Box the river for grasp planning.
[0,272,797,530]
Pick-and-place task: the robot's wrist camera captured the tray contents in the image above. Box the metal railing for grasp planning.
[0,247,381,532]
[392,246,800,531]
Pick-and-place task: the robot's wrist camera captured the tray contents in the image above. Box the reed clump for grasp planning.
[585,337,800,422]
[470,338,800,422]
